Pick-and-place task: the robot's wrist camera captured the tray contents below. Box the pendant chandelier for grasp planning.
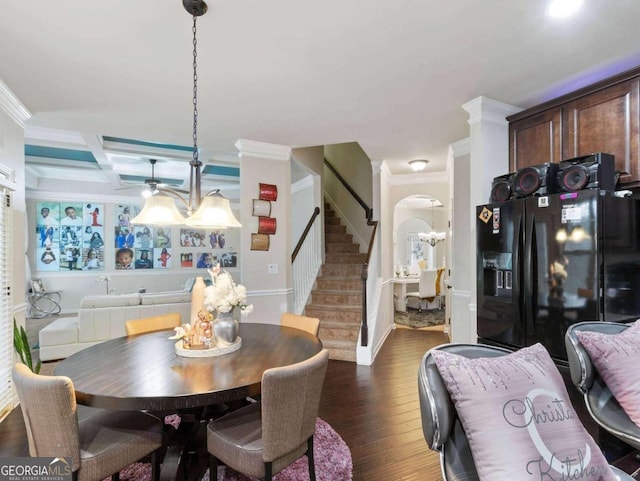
[419,199,446,247]
[132,0,241,229]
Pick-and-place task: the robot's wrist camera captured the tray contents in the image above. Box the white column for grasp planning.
[458,97,521,343]
[235,139,292,324]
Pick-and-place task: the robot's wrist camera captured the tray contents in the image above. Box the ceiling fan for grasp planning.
[118,159,188,197]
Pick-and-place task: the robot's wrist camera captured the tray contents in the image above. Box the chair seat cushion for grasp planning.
[207,402,306,479]
[432,343,617,481]
[77,406,163,481]
[575,320,640,428]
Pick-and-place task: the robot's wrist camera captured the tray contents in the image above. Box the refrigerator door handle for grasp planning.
[523,212,534,334]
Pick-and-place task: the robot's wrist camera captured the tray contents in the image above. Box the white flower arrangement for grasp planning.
[203,265,253,315]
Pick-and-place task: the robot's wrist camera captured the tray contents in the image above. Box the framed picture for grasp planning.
[30,279,43,293]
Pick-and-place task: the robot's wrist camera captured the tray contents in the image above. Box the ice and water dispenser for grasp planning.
[482,252,513,298]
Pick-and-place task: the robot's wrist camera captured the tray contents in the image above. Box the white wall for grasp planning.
[0,84,28,328]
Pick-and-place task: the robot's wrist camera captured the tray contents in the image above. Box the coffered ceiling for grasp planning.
[2,0,640,195]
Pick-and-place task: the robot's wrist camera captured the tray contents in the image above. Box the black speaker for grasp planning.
[513,163,559,198]
[556,152,616,193]
[490,173,515,203]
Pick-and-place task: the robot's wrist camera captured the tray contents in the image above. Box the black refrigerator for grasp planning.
[476,189,640,364]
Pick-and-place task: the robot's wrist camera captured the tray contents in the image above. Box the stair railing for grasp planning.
[291,207,322,315]
[324,159,378,347]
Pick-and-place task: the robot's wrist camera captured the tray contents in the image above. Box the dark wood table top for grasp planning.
[55,322,323,412]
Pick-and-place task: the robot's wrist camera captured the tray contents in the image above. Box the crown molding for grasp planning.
[0,78,31,127]
[388,170,448,186]
[462,96,522,126]
[450,137,471,158]
[235,139,291,161]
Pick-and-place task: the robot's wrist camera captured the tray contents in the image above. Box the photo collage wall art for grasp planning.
[35,201,239,272]
[36,202,106,272]
[114,204,172,270]
[179,228,238,269]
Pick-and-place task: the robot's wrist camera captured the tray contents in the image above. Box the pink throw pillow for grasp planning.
[575,321,640,427]
[432,343,616,481]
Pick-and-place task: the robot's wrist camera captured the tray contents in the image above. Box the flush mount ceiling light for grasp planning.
[409,159,429,172]
[132,0,241,228]
[547,0,584,18]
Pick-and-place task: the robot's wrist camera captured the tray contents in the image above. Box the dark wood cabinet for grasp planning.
[508,66,640,187]
[509,108,562,172]
[562,79,639,186]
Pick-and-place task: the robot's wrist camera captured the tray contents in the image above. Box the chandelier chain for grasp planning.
[192,16,199,167]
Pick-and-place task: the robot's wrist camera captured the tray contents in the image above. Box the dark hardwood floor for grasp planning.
[0,326,448,480]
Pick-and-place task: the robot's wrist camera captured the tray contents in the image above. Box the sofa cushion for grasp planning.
[39,317,79,347]
[81,293,141,308]
[141,290,191,305]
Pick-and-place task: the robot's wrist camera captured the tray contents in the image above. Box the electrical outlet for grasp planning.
[267,264,278,274]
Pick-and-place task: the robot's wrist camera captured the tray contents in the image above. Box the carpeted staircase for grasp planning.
[304,204,363,362]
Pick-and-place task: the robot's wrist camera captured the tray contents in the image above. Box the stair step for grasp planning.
[321,264,362,277]
[311,290,361,306]
[305,304,362,323]
[319,324,361,341]
[326,233,353,243]
[325,224,347,235]
[322,339,358,362]
[324,216,341,225]
[325,253,367,264]
[326,243,360,254]
[316,278,361,290]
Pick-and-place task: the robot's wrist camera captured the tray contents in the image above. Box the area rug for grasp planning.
[394,308,444,329]
[113,417,352,481]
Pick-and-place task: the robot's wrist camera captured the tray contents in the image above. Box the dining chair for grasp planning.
[125,312,182,336]
[418,343,633,481]
[405,269,439,311]
[280,312,320,336]
[12,363,164,481]
[565,321,640,451]
[207,349,330,481]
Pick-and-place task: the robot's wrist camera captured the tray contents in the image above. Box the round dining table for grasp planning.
[54,322,323,412]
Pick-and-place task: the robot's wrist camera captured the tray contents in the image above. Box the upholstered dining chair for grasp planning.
[207,348,329,481]
[280,312,320,336]
[565,321,640,451]
[12,363,164,481]
[418,343,634,481]
[405,269,439,311]
[125,312,182,336]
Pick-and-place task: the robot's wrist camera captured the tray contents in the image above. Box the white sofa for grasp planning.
[39,290,192,361]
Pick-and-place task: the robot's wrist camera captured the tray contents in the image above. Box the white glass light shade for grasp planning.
[409,160,428,172]
[547,0,583,18]
[186,192,242,228]
[131,194,186,225]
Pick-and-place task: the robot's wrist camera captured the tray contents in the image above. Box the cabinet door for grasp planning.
[563,79,640,185]
[509,109,562,171]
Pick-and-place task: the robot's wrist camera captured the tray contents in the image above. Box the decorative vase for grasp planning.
[213,310,239,346]
[190,276,206,325]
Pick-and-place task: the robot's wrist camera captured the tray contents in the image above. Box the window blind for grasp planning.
[0,178,15,420]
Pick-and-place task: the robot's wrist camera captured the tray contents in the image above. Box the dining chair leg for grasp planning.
[307,436,316,481]
[150,450,159,481]
[111,472,120,481]
[264,462,273,481]
[209,454,218,481]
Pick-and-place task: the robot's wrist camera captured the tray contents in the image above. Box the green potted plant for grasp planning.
[13,319,41,374]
